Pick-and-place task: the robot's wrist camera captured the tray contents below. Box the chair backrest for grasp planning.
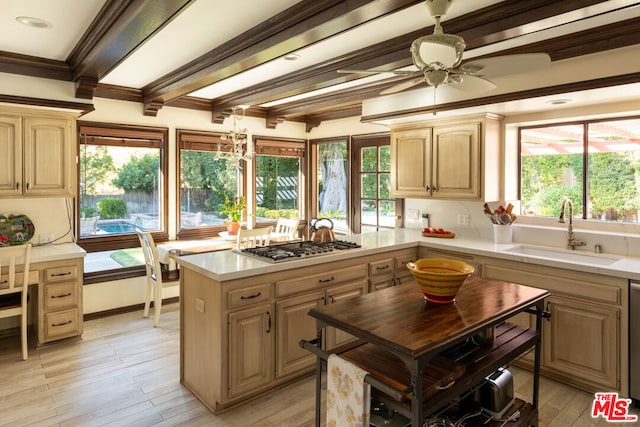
[275,218,300,240]
[0,244,32,298]
[136,230,162,282]
[236,226,273,249]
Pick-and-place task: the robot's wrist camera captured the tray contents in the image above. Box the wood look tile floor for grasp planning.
[0,304,637,426]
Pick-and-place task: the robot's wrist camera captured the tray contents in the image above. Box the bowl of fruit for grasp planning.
[406,258,474,303]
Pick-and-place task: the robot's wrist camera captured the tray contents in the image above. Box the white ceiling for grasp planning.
[2,0,640,123]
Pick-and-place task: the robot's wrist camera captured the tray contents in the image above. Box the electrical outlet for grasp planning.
[195,298,205,313]
[39,233,54,244]
[457,214,470,226]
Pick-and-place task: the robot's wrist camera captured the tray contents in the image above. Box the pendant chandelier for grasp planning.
[216,105,253,169]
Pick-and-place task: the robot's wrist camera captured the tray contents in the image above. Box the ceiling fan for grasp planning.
[339,0,550,97]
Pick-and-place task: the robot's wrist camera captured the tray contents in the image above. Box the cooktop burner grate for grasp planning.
[237,240,361,262]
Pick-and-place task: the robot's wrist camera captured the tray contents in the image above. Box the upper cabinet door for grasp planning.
[432,122,480,199]
[23,117,72,196]
[0,115,22,196]
[390,127,432,198]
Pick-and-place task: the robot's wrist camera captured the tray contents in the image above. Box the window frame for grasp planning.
[308,136,352,234]
[350,133,402,233]
[252,135,307,229]
[176,128,247,240]
[77,121,169,282]
[518,114,640,223]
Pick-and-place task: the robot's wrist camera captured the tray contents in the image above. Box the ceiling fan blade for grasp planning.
[458,53,551,78]
[448,74,496,93]
[337,68,418,76]
[380,77,425,95]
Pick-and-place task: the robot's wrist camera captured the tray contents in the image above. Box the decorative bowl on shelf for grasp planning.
[406,258,475,304]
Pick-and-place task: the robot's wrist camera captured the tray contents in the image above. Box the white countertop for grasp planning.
[173,228,640,282]
[29,243,86,263]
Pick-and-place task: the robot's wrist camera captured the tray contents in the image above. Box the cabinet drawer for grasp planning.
[0,270,38,289]
[43,282,78,311]
[369,258,394,277]
[276,264,367,297]
[395,254,416,279]
[44,265,77,283]
[43,308,80,341]
[227,283,272,309]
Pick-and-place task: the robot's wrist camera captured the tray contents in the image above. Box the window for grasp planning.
[310,137,350,234]
[352,134,401,233]
[78,122,168,279]
[177,129,243,239]
[253,137,305,224]
[519,116,640,222]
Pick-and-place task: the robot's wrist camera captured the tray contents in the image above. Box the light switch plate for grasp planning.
[407,209,419,221]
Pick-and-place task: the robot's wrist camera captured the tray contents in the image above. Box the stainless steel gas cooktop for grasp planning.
[237,240,361,263]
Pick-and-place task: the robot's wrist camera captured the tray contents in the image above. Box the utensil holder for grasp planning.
[493,224,512,244]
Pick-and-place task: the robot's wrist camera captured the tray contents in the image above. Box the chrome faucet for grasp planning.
[558,198,585,250]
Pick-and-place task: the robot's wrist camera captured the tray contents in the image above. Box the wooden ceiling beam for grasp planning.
[140,0,424,104]
[67,0,196,82]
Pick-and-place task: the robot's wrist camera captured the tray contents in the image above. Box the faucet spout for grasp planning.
[558,198,585,250]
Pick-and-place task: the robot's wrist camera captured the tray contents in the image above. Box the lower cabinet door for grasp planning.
[543,295,619,390]
[228,303,274,398]
[325,280,368,350]
[276,290,324,379]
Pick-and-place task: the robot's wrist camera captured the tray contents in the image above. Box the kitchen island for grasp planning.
[173,229,637,413]
[304,276,549,426]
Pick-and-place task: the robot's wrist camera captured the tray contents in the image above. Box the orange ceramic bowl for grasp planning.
[406,258,475,304]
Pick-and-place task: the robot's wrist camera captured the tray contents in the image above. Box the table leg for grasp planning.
[315,326,323,427]
[532,300,544,409]
[406,356,428,426]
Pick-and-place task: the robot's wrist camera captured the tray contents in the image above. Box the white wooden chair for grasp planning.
[236,226,273,249]
[274,218,300,241]
[137,231,179,327]
[0,244,32,360]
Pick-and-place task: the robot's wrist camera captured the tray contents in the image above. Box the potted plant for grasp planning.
[221,195,246,235]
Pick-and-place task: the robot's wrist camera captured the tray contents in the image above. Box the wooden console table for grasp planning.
[303,275,549,426]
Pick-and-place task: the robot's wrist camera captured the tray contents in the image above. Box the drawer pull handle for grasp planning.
[51,293,72,299]
[318,277,334,283]
[436,379,455,390]
[51,320,72,327]
[241,292,261,300]
[266,311,271,333]
[376,265,390,270]
[51,272,72,277]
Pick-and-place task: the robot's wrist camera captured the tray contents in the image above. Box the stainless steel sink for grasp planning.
[504,245,621,266]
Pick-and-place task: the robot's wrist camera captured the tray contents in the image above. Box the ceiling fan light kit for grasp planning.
[339,0,550,105]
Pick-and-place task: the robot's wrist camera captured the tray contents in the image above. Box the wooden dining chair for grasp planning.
[136,231,179,327]
[236,226,273,249]
[0,244,32,360]
[275,218,300,240]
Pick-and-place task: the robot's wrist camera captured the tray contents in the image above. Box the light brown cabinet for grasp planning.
[543,294,619,390]
[276,290,324,379]
[369,248,417,291]
[482,258,625,394]
[390,114,501,201]
[36,258,84,344]
[0,109,75,197]
[228,302,274,398]
[275,265,368,378]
